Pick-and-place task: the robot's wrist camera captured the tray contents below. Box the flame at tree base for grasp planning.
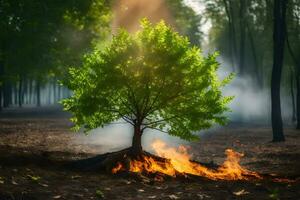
[112,140,261,180]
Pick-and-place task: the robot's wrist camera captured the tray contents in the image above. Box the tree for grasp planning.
[222,0,238,71]
[166,0,202,46]
[62,19,232,156]
[271,0,287,142]
[238,0,247,76]
[203,0,273,87]
[0,0,111,107]
[286,0,300,129]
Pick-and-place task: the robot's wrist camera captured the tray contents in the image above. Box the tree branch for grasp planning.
[142,126,169,134]
[142,115,180,126]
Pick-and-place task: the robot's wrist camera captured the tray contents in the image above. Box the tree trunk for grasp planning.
[58,85,61,100]
[131,124,143,156]
[24,79,28,104]
[239,0,246,76]
[247,22,263,88]
[48,83,51,104]
[271,0,287,142]
[0,63,3,110]
[14,84,18,105]
[18,78,23,107]
[285,10,299,127]
[296,76,300,129]
[223,0,236,71]
[29,79,33,105]
[53,80,57,103]
[3,82,10,107]
[229,0,238,70]
[290,70,296,122]
[36,80,41,107]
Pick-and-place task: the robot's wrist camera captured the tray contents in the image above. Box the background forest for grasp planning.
[0,0,299,130]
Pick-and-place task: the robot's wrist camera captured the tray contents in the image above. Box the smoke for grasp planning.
[74,120,189,153]
[218,57,293,125]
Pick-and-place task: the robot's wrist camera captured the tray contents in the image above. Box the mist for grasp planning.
[74,121,190,154]
[218,58,293,125]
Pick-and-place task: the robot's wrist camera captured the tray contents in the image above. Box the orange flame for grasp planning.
[111,162,123,174]
[112,140,261,180]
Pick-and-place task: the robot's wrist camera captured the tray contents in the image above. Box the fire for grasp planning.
[111,162,123,174]
[112,140,261,180]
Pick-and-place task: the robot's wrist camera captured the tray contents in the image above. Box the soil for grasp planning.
[0,106,299,200]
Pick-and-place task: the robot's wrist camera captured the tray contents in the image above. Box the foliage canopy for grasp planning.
[0,0,111,83]
[62,19,232,141]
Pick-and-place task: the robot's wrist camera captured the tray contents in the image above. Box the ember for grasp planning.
[112,140,262,180]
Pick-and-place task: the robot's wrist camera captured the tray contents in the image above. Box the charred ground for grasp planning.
[0,107,299,199]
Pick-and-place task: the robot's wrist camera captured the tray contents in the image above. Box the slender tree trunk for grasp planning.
[0,40,5,110]
[18,78,23,107]
[23,80,26,104]
[36,80,41,107]
[58,85,61,100]
[53,80,57,103]
[9,83,13,105]
[223,0,235,71]
[229,0,238,69]
[290,70,296,122]
[247,22,263,88]
[3,82,9,107]
[48,83,51,104]
[0,63,3,110]
[296,76,300,129]
[14,84,18,105]
[131,123,143,156]
[239,0,246,76]
[29,79,33,104]
[24,79,28,104]
[271,0,287,142]
[0,87,2,110]
[6,83,12,106]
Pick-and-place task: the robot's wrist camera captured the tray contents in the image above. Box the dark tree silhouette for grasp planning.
[271,0,287,142]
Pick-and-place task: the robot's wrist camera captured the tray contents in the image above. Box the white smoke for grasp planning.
[218,57,293,125]
[74,120,189,153]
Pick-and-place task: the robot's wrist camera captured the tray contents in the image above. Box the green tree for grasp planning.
[0,0,111,108]
[62,19,232,156]
[203,0,272,86]
[166,0,202,46]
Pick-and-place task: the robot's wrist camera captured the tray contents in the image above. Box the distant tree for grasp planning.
[0,0,111,107]
[222,0,238,71]
[166,0,203,46]
[203,0,272,86]
[62,19,233,156]
[238,0,247,76]
[271,0,287,142]
[286,0,300,128]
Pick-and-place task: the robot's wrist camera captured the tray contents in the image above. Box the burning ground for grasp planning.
[0,107,299,199]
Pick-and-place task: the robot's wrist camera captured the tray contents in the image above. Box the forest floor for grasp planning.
[0,106,299,200]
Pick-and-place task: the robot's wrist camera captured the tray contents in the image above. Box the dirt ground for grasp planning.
[0,107,299,200]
